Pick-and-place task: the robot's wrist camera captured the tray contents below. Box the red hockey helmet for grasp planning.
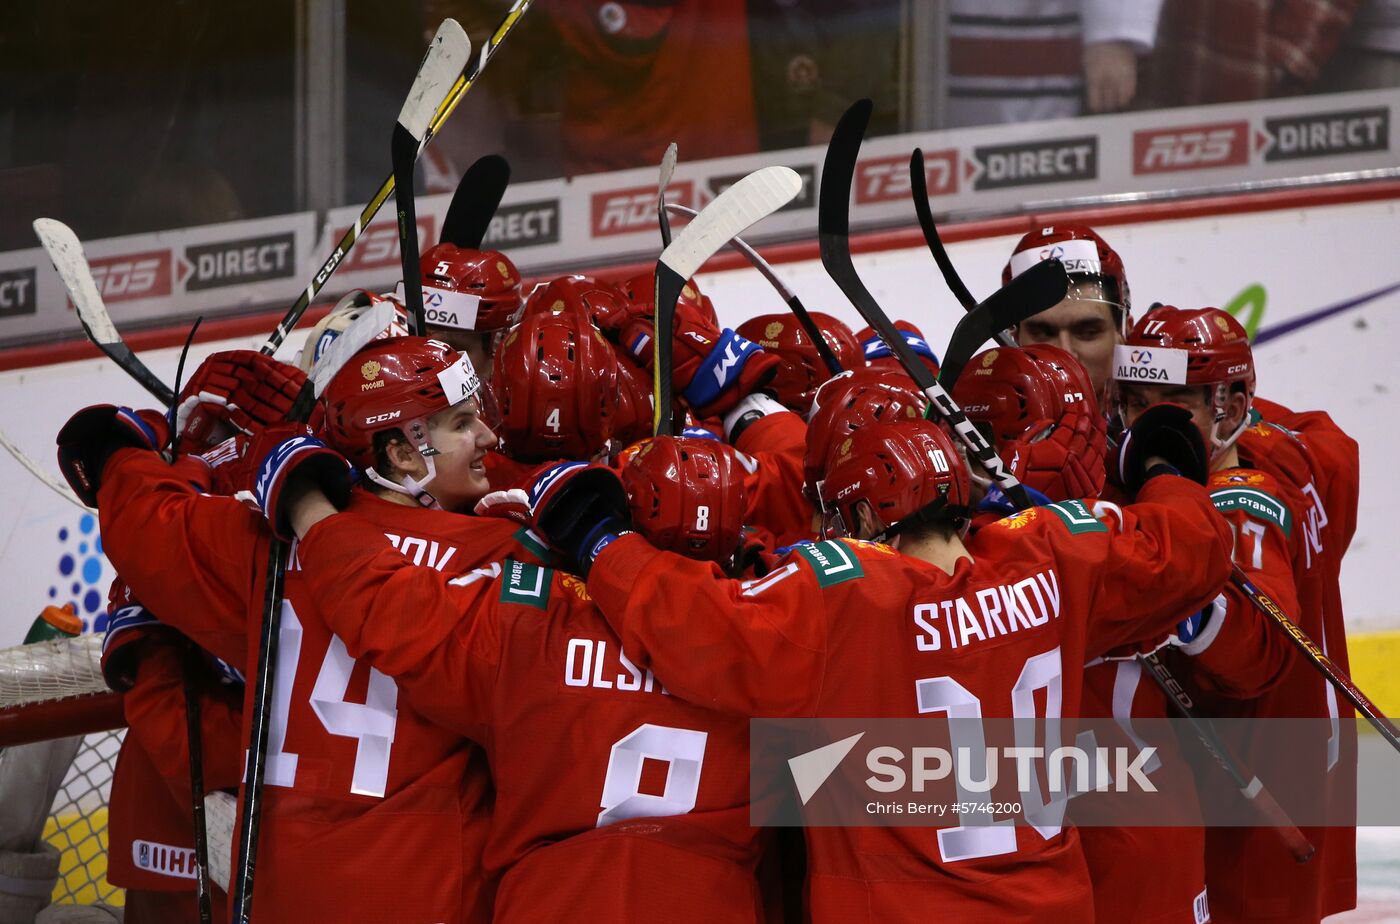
[492,309,621,462]
[322,337,482,470]
[621,436,747,562]
[1114,305,1255,456]
[952,344,1097,444]
[804,368,928,498]
[618,271,719,328]
[855,320,941,378]
[737,312,863,414]
[520,274,634,329]
[612,352,656,446]
[420,242,523,332]
[1003,224,1131,330]
[818,418,971,541]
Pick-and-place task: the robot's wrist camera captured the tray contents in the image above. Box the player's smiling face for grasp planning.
[423,398,497,509]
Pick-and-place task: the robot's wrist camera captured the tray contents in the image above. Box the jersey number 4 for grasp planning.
[257,602,401,799]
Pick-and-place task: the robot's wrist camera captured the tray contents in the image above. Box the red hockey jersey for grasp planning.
[587,475,1234,922]
[295,516,767,923]
[97,448,547,924]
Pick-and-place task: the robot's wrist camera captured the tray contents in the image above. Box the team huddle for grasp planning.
[53,223,1359,923]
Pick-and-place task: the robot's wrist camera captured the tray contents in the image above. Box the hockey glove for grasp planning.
[857,322,941,376]
[1004,409,1108,502]
[175,350,308,450]
[247,423,356,541]
[56,405,169,507]
[527,462,633,576]
[619,305,780,419]
[474,488,532,526]
[101,577,165,693]
[1113,403,1208,495]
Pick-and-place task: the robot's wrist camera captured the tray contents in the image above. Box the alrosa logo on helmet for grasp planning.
[1130,350,1152,363]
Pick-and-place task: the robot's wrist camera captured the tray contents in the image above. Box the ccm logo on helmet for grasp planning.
[365,411,402,425]
[1227,363,1249,375]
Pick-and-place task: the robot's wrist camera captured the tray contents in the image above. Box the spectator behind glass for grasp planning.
[545,0,759,175]
[1316,0,1400,91]
[1146,0,1360,104]
[946,0,1164,127]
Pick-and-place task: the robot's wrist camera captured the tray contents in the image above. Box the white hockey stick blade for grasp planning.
[0,427,91,511]
[665,202,795,301]
[658,143,678,210]
[32,219,118,345]
[311,302,396,398]
[397,19,472,143]
[205,789,236,893]
[659,166,803,282]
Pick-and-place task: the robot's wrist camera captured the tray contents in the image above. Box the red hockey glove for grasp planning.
[245,423,355,540]
[175,350,308,450]
[56,406,169,507]
[1005,409,1107,501]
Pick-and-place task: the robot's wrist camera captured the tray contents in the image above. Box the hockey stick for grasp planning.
[818,99,1032,509]
[653,166,804,436]
[231,303,395,923]
[0,427,90,510]
[393,20,473,337]
[665,202,843,375]
[33,219,175,406]
[909,149,982,316]
[440,154,511,249]
[1232,565,1400,752]
[258,0,534,355]
[657,142,678,248]
[180,643,213,922]
[936,261,1067,390]
[1140,652,1315,862]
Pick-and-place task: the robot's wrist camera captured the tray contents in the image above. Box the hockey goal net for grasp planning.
[0,634,127,907]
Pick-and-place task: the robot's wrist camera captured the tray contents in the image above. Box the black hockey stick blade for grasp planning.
[657,142,678,248]
[817,98,1032,509]
[937,259,1068,390]
[392,124,427,336]
[664,201,841,375]
[910,148,979,312]
[440,154,511,249]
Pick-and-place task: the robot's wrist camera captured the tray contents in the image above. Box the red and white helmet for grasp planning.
[804,368,928,500]
[817,418,971,542]
[492,308,621,463]
[1003,224,1131,332]
[420,243,523,332]
[298,289,409,373]
[612,353,656,446]
[736,312,863,414]
[322,337,482,506]
[620,436,747,563]
[1114,305,1255,459]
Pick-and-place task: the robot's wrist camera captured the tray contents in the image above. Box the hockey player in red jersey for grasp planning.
[56,339,550,923]
[1118,308,1359,923]
[266,438,770,923]
[1004,223,1132,403]
[533,406,1234,922]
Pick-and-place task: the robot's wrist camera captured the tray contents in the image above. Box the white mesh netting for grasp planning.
[0,635,108,710]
